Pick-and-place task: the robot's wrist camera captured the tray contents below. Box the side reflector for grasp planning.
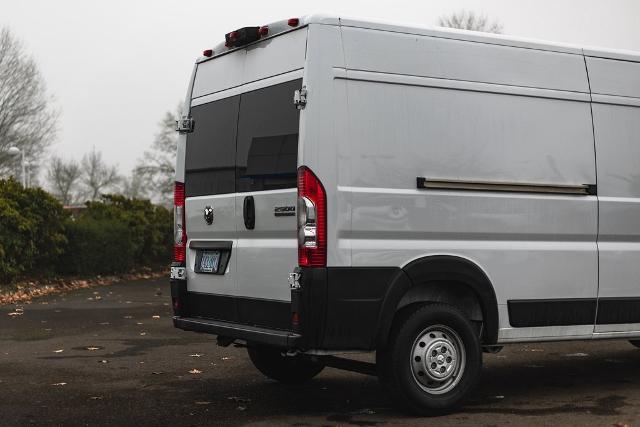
[288,18,300,27]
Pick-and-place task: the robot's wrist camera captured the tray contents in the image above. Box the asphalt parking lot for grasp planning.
[1,277,640,426]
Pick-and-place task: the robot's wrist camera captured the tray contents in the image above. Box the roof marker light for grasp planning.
[288,18,300,27]
[202,49,213,57]
[258,26,269,37]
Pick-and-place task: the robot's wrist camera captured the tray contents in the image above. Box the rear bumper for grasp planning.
[170,266,402,351]
[173,316,302,348]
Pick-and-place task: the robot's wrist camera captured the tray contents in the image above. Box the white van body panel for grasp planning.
[338,25,598,342]
[173,15,640,347]
[588,57,640,333]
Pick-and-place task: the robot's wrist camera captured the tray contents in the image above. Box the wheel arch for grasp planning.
[375,255,499,348]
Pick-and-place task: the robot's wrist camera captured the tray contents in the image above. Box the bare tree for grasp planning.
[438,11,503,34]
[81,149,120,201]
[0,27,58,178]
[121,169,148,200]
[135,105,180,206]
[47,156,82,205]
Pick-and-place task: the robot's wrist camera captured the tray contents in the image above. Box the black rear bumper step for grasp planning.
[173,316,301,348]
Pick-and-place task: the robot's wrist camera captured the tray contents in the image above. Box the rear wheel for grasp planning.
[247,345,324,385]
[378,303,482,415]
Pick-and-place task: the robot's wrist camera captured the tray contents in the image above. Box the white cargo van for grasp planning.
[170,15,640,413]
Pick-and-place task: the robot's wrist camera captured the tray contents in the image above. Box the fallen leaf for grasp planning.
[190,354,203,358]
[7,312,23,316]
[227,396,251,403]
[52,382,67,386]
[99,360,108,364]
[136,322,144,325]
[139,332,147,336]
[189,369,202,374]
[237,405,247,411]
[152,315,160,319]
[221,357,232,361]
[351,408,375,415]
[53,349,64,353]
[86,347,100,351]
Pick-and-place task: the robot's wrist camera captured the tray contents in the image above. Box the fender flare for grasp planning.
[374,255,499,347]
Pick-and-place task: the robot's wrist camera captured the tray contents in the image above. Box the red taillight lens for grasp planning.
[288,18,300,27]
[258,26,269,36]
[297,166,326,267]
[174,182,187,264]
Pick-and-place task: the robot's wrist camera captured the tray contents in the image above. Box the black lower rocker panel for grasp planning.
[508,299,597,327]
[509,297,640,328]
[596,298,640,325]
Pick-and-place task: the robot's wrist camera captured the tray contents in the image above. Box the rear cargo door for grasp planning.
[184,94,240,303]
[235,78,302,311]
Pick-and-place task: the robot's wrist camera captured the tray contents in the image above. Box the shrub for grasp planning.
[62,217,135,275]
[61,195,172,275]
[0,179,68,283]
[0,180,172,284]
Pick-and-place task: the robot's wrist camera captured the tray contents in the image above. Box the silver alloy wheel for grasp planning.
[410,325,466,395]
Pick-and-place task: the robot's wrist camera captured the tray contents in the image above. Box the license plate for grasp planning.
[199,251,220,273]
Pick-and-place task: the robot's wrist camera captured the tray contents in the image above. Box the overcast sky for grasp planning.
[2,0,639,178]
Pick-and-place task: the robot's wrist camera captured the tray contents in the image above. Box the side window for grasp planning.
[184,95,240,197]
[236,79,301,192]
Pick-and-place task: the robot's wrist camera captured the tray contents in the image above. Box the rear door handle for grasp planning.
[243,195,255,230]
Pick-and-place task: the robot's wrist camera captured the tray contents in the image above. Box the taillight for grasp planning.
[174,182,187,264]
[297,166,326,267]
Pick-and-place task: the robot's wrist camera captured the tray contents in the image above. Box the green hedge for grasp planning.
[0,179,68,282]
[62,195,172,275]
[0,179,172,284]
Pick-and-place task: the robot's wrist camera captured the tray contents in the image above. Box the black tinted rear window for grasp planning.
[185,95,239,197]
[184,79,300,197]
[236,79,301,192]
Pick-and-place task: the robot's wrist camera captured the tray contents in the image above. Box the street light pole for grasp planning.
[7,146,26,187]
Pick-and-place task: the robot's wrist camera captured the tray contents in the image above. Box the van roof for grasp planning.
[199,14,640,63]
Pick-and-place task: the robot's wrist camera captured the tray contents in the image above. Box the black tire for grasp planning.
[378,303,482,415]
[629,340,640,349]
[247,345,324,385]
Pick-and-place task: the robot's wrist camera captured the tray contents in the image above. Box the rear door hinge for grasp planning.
[293,86,307,110]
[176,116,195,134]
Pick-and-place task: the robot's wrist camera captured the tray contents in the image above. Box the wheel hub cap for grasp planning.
[410,325,466,395]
